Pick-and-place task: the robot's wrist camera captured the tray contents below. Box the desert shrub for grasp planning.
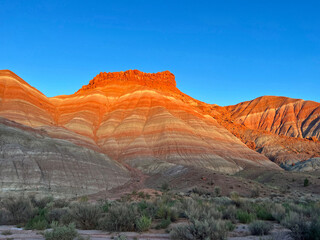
[184,199,221,221]
[285,203,313,217]
[281,211,320,240]
[0,209,12,225]
[250,187,260,198]
[225,220,235,231]
[79,196,88,202]
[99,203,138,231]
[155,218,171,229]
[213,196,232,206]
[309,218,320,240]
[48,208,69,223]
[192,187,212,196]
[137,191,145,199]
[25,216,48,230]
[156,205,178,222]
[25,208,49,230]
[237,199,255,213]
[30,196,53,209]
[254,203,274,221]
[170,218,227,240]
[3,196,34,224]
[60,210,74,225]
[230,191,242,207]
[214,186,221,197]
[101,201,110,213]
[221,205,237,223]
[136,200,157,219]
[161,182,170,191]
[1,230,12,235]
[171,197,228,239]
[304,178,309,187]
[70,203,102,230]
[271,203,286,223]
[156,192,176,207]
[136,215,152,232]
[236,210,255,224]
[114,235,127,240]
[281,211,309,240]
[44,222,78,240]
[27,218,48,230]
[53,199,69,208]
[249,220,273,235]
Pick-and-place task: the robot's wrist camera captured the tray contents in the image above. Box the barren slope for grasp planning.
[225,96,320,139]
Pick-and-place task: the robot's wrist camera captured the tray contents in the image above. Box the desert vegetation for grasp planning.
[0,188,319,240]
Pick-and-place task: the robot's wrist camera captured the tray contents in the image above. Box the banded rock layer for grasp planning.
[225,96,320,139]
[0,70,280,196]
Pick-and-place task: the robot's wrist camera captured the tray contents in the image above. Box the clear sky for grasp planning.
[1,1,319,106]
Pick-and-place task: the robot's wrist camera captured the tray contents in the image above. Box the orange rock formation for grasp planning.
[0,69,278,175]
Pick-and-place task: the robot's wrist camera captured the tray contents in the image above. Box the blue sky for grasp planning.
[1,0,319,106]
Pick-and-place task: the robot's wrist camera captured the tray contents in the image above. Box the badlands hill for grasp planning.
[0,69,319,196]
[225,96,320,139]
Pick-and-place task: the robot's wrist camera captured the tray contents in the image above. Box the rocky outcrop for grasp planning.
[281,158,320,172]
[79,70,177,92]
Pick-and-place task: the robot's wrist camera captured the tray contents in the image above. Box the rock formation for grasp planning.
[4,69,320,195]
[225,96,320,138]
[0,69,282,196]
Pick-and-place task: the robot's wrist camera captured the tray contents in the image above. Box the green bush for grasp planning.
[25,216,48,230]
[44,222,78,240]
[3,196,34,224]
[99,203,138,231]
[236,210,255,224]
[101,201,110,213]
[136,216,152,232]
[71,203,102,230]
[25,207,49,230]
[254,204,274,221]
[136,200,157,219]
[225,220,235,231]
[170,218,227,240]
[155,218,171,229]
[156,205,178,222]
[249,220,273,235]
[304,178,309,187]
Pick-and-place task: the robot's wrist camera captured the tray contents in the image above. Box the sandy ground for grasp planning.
[0,223,292,240]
